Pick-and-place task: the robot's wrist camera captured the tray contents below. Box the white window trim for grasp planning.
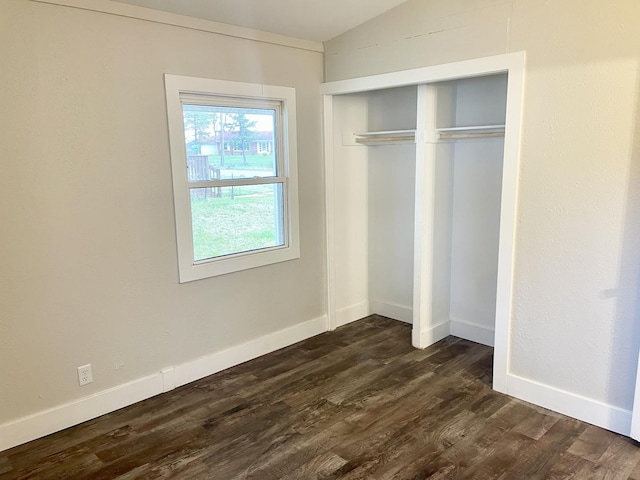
[164,74,300,282]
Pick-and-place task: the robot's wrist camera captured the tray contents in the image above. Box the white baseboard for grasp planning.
[0,315,328,453]
[506,373,632,436]
[4,315,633,452]
[417,319,451,348]
[173,315,328,387]
[450,318,495,347]
[161,367,176,393]
[369,299,412,324]
[335,301,370,328]
[0,374,163,453]
[631,352,640,440]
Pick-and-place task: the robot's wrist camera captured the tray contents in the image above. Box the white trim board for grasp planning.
[631,349,640,440]
[320,52,525,95]
[369,299,412,324]
[0,315,328,453]
[449,318,495,347]
[173,316,326,387]
[506,374,633,437]
[335,301,494,347]
[0,373,164,454]
[415,319,495,348]
[418,320,451,347]
[336,300,413,327]
[29,0,324,53]
[323,94,338,331]
[335,301,370,329]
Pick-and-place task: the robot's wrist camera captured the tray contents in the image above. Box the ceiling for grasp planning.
[110,0,408,43]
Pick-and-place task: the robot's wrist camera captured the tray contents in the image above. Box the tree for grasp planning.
[211,111,236,167]
[182,107,211,154]
[232,114,258,165]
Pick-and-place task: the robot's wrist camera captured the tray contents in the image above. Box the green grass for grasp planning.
[190,186,282,261]
[208,154,275,171]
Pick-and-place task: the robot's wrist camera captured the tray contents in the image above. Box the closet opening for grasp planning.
[322,53,525,394]
[417,73,507,351]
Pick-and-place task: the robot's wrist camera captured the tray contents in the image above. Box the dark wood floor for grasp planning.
[2,316,639,479]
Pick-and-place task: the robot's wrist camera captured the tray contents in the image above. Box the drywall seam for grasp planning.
[29,0,324,53]
[0,315,328,453]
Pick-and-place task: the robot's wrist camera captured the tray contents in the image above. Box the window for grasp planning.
[164,75,300,282]
[257,141,272,155]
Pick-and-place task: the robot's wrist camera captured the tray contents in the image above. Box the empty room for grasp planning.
[1,0,640,478]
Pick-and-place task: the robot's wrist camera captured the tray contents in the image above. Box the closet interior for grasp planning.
[325,72,508,351]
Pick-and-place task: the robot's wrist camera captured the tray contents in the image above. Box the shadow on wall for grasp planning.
[608,60,640,414]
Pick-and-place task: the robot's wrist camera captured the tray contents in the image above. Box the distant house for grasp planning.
[199,130,274,156]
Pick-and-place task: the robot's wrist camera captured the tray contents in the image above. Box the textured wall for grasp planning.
[0,0,324,423]
[325,0,640,411]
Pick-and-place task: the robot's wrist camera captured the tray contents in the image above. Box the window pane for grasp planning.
[182,104,277,181]
[190,183,285,262]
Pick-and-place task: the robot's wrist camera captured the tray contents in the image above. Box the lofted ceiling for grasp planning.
[110,0,408,43]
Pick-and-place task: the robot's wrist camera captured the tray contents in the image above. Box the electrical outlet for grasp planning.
[77,364,93,386]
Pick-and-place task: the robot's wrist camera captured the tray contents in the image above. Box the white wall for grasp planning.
[329,87,418,326]
[325,0,640,416]
[0,0,324,433]
[367,87,417,318]
[449,75,506,332]
[331,94,369,325]
[449,139,503,330]
[368,145,416,315]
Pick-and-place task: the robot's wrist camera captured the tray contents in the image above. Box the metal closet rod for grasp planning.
[438,131,505,140]
[355,135,415,144]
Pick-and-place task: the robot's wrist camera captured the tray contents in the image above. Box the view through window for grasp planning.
[182,103,285,261]
[165,75,299,282]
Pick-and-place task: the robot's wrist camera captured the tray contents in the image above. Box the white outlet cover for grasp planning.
[77,364,93,386]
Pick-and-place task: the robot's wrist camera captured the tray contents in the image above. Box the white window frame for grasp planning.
[164,74,300,282]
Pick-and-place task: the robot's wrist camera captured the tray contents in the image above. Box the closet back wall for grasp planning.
[368,87,417,322]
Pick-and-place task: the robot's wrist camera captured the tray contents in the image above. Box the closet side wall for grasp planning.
[449,75,507,340]
[332,94,370,325]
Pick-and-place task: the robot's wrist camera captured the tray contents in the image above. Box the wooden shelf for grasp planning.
[351,130,416,146]
[436,124,505,140]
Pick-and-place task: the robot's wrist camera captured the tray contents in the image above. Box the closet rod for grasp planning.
[439,131,505,140]
[355,135,415,144]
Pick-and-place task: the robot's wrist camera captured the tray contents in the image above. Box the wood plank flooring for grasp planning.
[2,315,639,479]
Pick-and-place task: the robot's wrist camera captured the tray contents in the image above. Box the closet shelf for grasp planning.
[437,124,505,140]
[353,129,416,145]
